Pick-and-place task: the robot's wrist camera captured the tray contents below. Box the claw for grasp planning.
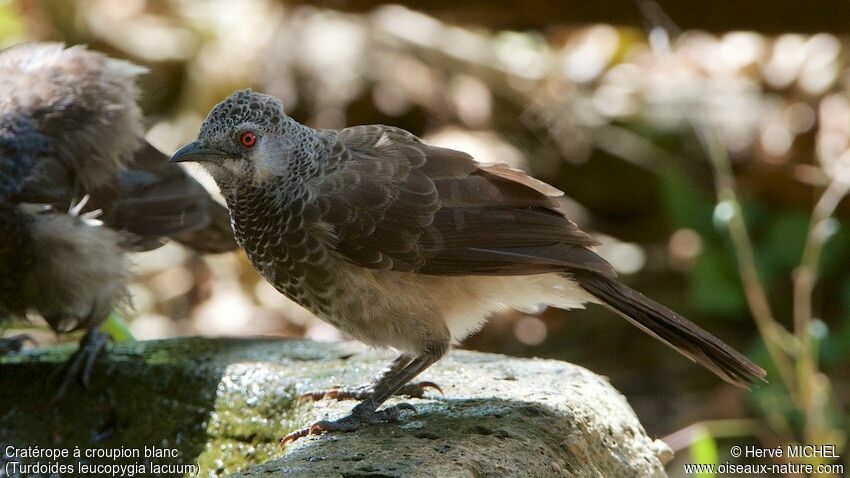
[387,402,417,418]
[280,428,311,447]
[324,388,346,400]
[299,381,441,402]
[298,388,340,401]
[412,381,443,396]
[68,195,104,226]
[279,403,418,447]
[68,194,90,216]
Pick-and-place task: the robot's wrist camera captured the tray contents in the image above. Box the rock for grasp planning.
[0,337,672,477]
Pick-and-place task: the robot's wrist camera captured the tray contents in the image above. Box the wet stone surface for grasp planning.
[0,337,671,477]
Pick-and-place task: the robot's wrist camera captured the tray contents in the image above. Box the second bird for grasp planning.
[171,89,767,443]
[0,43,238,393]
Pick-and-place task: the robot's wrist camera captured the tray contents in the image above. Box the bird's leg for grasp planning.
[299,354,442,402]
[52,328,110,405]
[0,334,34,355]
[282,349,443,445]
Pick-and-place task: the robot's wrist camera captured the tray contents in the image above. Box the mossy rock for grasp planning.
[0,337,671,477]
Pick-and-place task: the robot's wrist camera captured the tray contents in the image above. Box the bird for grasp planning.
[0,42,238,394]
[171,89,767,444]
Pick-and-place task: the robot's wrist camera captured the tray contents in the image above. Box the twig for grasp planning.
[693,123,798,400]
[792,166,850,443]
[662,418,773,452]
[632,0,801,411]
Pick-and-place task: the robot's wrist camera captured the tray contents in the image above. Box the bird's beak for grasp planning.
[170,141,224,163]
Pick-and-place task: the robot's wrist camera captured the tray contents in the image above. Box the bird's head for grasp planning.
[0,116,51,200]
[0,117,50,159]
[171,89,303,186]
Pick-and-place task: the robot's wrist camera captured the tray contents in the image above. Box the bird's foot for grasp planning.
[52,330,109,405]
[0,334,34,355]
[280,402,417,446]
[299,381,441,402]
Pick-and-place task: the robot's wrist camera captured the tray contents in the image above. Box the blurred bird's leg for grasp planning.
[282,346,445,445]
[52,328,110,404]
[299,354,442,402]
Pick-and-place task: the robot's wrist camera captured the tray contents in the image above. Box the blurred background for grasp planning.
[1,0,848,475]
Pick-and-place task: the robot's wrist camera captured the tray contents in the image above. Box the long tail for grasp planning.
[574,272,766,388]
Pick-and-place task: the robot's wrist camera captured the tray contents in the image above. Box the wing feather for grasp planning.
[307,125,615,277]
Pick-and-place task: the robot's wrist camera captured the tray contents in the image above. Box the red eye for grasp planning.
[239,131,257,148]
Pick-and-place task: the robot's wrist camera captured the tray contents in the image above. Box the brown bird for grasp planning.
[0,43,237,393]
[171,89,767,443]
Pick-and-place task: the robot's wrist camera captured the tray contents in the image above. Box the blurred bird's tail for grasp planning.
[573,272,767,388]
[110,142,238,253]
[168,199,236,253]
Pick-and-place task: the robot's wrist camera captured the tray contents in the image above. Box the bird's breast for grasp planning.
[226,185,336,315]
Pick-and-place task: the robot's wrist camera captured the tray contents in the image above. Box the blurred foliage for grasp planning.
[0,1,23,41]
[689,427,719,478]
[99,313,136,343]
[1,0,849,476]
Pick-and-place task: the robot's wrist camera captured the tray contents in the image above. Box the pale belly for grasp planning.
[261,255,599,355]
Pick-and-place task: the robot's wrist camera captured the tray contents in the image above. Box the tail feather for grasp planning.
[113,142,238,253]
[169,200,238,254]
[574,272,767,388]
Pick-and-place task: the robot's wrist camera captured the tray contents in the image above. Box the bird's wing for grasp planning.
[0,44,238,253]
[12,139,238,252]
[307,125,615,277]
[105,142,239,252]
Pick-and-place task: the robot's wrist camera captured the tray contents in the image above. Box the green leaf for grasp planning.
[0,2,24,45]
[99,312,136,342]
[689,428,718,478]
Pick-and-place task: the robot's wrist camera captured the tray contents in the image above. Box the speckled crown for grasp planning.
[200,89,286,137]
